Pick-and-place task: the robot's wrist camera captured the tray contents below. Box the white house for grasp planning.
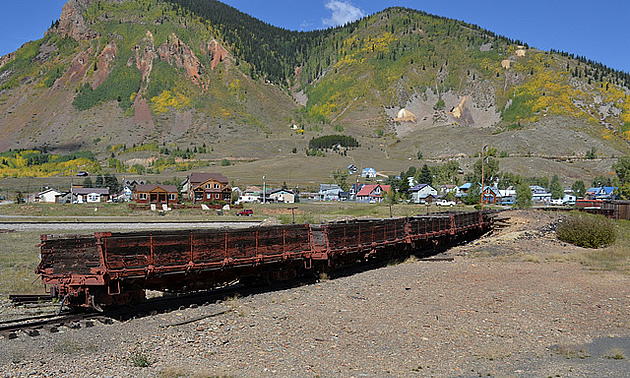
[72,188,110,203]
[499,189,516,205]
[410,184,439,204]
[529,185,552,205]
[269,189,295,203]
[319,184,343,201]
[38,188,63,203]
[361,167,377,178]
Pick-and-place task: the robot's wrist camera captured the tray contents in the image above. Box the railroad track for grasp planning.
[0,312,112,340]
[8,294,54,304]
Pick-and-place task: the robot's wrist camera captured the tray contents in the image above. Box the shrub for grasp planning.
[557,213,617,248]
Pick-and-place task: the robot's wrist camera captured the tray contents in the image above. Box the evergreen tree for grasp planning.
[104,172,120,194]
[332,168,349,192]
[550,174,564,199]
[613,156,630,199]
[572,180,586,199]
[405,166,417,179]
[515,182,532,208]
[462,184,480,205]
[83,177,93,188]
[417,164,432,185]
[473,157,499,185]
[95,174,104,188]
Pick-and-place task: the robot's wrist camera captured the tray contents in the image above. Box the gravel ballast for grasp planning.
[1,211,629,377]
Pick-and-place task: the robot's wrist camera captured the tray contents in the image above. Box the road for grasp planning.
[0,221,260,232]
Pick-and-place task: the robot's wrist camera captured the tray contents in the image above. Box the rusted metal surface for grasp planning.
[36,211,493,310]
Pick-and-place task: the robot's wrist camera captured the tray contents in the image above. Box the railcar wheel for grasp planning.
[90,289,111,313]
[126,285,146,307]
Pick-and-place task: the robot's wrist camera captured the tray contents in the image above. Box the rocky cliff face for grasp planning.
[56,0,99,41]
[157,34,205,88]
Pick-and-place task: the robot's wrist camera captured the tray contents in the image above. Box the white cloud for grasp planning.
[322,0,366,28]
[300,20,314,31]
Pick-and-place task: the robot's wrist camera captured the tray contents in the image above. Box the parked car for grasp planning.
[435,199,456,207]
[550,198,564,206]
[237,209,253,216]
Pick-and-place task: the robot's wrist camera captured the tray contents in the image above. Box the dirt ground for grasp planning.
[1,210,630,377]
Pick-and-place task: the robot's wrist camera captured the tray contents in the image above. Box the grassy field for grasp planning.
[0,200,470,221]
[0,230,50,294]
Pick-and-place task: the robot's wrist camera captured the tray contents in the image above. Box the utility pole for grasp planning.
[262,174,266,204]
[287,207,297,224]
[480,145,486,210]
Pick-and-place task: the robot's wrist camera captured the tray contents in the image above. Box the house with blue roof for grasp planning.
[586,187,617,200]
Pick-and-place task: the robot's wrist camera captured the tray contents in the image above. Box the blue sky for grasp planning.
[1,0,628,74]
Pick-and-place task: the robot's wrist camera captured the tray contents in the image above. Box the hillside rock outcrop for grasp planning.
[157,34,204,88]
[206,40,229,71]
[57,0,99,41]
[92,42,118,89]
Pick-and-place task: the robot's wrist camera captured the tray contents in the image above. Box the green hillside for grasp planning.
[0,0,628,185]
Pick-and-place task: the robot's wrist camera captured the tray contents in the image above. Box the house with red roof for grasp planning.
[356,184,391,203]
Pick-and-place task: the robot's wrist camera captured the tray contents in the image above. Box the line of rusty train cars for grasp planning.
[36,211,493,311]
[575,199,630,220]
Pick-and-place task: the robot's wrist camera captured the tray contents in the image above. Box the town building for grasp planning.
[71,187,110,203]
[132,184,178,205]
[410,184,438,204]
[37,188,63,203]
[181,173,232,204]
[356,184,391,203]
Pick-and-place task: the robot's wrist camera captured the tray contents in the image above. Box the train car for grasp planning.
[600,200,630,220]
[37,224,312,311]
[311,217,409,266]
[575,199,603,210]
[36,211,493,311]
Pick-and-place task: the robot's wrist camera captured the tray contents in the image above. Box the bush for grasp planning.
[557,213,617,249]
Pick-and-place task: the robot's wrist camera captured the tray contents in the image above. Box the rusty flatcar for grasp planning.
[36,211,492,311]
[599,200,630,220]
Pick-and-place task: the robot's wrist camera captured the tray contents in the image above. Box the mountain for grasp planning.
[0,0,629,185]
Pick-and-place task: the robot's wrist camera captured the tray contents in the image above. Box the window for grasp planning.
[168,194,176,201]
[139,193,147,200]
[215,194,220,200]
[214,184,220,189]
[205,184,211,189]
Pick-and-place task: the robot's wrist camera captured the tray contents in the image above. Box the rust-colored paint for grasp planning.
[36,212,494,309]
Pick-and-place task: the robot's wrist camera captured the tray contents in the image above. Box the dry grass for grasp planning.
[573,220,630,273]
[521,254,541,263]
[53,337,99,355]
[604,348,626,360]
[0,230,45,295]
[556,343,590,359]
